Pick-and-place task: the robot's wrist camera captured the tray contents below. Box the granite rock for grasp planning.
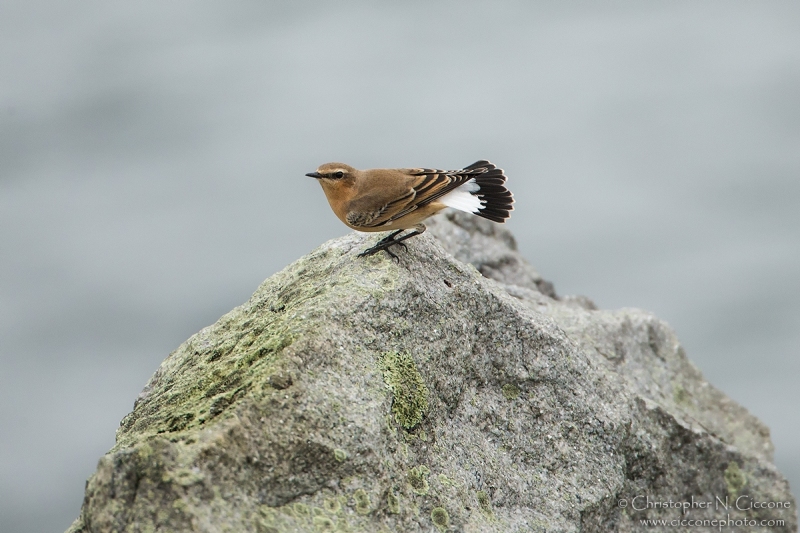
[68,211,797,532]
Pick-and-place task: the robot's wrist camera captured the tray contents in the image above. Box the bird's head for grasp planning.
[305,163,356,182]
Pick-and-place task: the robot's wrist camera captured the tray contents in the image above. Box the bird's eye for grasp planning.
[333,171,344,179]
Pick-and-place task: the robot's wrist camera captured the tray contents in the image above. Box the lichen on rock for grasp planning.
[378,351,430,429]
[725,461,747,497]
[431,506,449,531]
[407,465,431,496]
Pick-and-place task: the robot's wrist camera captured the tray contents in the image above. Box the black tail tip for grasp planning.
[470,161,513,222]
[476,204,513,223]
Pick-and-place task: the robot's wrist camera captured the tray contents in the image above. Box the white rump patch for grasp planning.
[439,178,484,214]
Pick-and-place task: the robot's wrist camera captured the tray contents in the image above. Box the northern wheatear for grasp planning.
[305,160,514,258]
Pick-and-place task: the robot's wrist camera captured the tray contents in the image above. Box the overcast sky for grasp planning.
[1,2,798,531]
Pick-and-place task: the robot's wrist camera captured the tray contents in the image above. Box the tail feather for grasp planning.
[439,160,514,222]
[466,161,514,223]
[462,160,494,171]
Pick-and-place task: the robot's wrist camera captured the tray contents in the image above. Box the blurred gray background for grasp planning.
[1,1,798,531]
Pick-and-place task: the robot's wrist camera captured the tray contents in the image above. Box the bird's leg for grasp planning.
[375,230,405,248]
[358,225,426,258]
[387,224,426,248]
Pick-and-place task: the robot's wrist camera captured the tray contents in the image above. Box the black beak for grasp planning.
[305,172,322,179]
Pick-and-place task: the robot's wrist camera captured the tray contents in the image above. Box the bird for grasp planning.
[305,160,514,258]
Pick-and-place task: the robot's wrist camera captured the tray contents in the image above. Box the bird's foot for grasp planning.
[357,226,425,260]
[357,234,407,259]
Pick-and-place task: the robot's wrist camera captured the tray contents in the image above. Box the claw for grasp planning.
[357,246,379,258]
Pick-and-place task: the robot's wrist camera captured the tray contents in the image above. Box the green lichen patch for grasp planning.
[333,448,348,462]
[431,507,449,531]
[378,352,430,429]
[312,515,335,531]
[673,383,691,405]
[257,492,370,533]
[501,383,520,400]
[353,489,371,515]
[477,490,493,518]
[239,330,294,368]
[113,316,296,451]
[437,473,457,487]
[164,412,195,432]
[408,465,430,495]
[293,502,310,518]
[323,497,341,514]
[255,523,279,533]
[387,490,400,514]
[724,461,746,497]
